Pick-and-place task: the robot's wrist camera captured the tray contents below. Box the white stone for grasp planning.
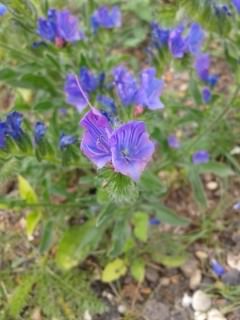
[207,309,227,320]
[84,310,92,320]
[227,253,240,271]
[194,311,207,320]
[182,293,192,308]
[206,181,218,191]
[118,305,126,314]
[192,290,211,312]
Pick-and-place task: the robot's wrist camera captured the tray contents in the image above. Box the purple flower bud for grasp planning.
[210,259,225,277]
[215,4,232,16]
[91,6,121,32]
[34,122,46,143]
[80,108,112,169]
[0,3,7,16]
[32,41,46,49]
[150,22,170,49]
[6,112,23,140]
[207,75,218,87]
[97,95,116,116]
[110,121,155,181]
[232,0,240,12]
[195,54,210,82]
[149,217,161,225]
[167,134,181,149]
[187,23,204,55]
[112,65,138,107]
[192,150,209,164]
[136,68,164,110]
[168,25,187,59]
[0,121,7,148]
[59,133,76,150]
[202,87,212,104]
[233,202,240,210]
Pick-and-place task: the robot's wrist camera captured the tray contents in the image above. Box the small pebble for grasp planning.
[182,292,192,308]
[160,277,170,286]
[207,309,226,320]
[190,269,202,289]
[222,269,240,285]
[194,311,207,320]
[117,305,126,314]
[145,268,159,283]
[84,310,92,320]
[181,259,198,278]
[227,253,240,271]
[195,251,208,262]
[192,290,211,312]
[206,181,218,191]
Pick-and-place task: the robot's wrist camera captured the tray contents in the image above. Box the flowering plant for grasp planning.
[0,0,239,282]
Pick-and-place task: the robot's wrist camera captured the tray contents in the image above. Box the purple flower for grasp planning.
[233,202,240,210]
[64,68,99,112]
[202,87,212,104]
[150,22,170,49]
[80,108,112,168]
[0,3,7,16]
[64,74,88,112]
[187,23,204,55]
[110,121,155,181]
[6,112,23,140]
[59,133,76,150]
[149,217,161,225]
[195,54,218,87]
[37,8,84,45]
[0,121,7,148]
[34,122,46,143]
[168,25,187,59]
[112,65,138,107]
[210,259,225,277]
[136,68,164,110]
[168,134,181,149]
[192,150,209,164]
[91,6,121,32]
[232,0,240,12]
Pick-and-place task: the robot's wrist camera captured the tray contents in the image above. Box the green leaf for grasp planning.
[132,212,149,242]
[155,204,189,226]
[152,253,187,268]
[197,162,234,177]
[56,219,105,270]
[7,273,37,318]
[130,259,145,282]
[101,258,127,283]
[189,77,202,105]
[26,211,42,237]
[188,167,207,208]
[39,220,54,254]
[18,175,38,204]
[109,218,130,258]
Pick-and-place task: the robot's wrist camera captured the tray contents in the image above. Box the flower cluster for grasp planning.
[37,8,84,46]
[0,112,23,148]
[80,108,155,181]
[91,6,121,32]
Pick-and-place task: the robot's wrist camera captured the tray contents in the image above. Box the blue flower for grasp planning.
[187,23,204,55]
[136,68,164,110]
[207,75,218,87]
[0,121,7,148]
[97,95,117,123]
[233,202,240,210]
[202,87,212,104]
[0,3,7,16]
[215,4,232,16]
[192,150,209,164]
[194,54,218,87]
[34,122,46,143]
[59,133,76,150]
[232,0,240,12]
[210,259,225,277]
[168,25,187,59]
[79,67,99,93]
[150,22,170,49]
[149,217,161,225]
[6,112,23,140]
[37,8,84,45]
[110,121,155,181]
[91,6,121,32]
[112,65,138,107]
[167,134,181,149]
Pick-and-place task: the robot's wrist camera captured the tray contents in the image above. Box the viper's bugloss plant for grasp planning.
[0,0,239,284]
